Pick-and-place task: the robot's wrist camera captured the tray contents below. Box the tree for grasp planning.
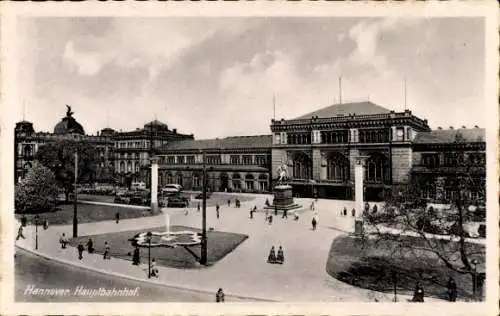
[35,140,99,201]
[15,161,59,213]
[363,150,486,299]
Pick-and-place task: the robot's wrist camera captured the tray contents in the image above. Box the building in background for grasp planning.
[14,102,486,203]
[155,135,272,193]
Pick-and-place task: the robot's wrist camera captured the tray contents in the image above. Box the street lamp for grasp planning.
[73,151,79,238]
[146,231,152,278]
[34,215,40,250]
[471,258,478,299]
[391,269,398,302]
[200,150,208,265]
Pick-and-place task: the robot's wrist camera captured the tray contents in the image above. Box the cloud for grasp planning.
[63,41,106,76]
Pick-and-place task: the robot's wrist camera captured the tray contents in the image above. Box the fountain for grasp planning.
[165,212,170,234]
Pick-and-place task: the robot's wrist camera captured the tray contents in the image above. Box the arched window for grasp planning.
[364,154,390,183]
[326,153,349,182]
[245,174,255,190]
[167,173,173,184]
[292,152,312,180]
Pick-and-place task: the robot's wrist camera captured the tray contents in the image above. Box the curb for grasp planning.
[15,244,274,302]
[79,200,150,210]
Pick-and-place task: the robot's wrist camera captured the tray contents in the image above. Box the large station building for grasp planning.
[15,101,486,202]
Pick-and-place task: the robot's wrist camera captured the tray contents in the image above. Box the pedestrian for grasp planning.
[115,212,120,224]
[16,224,25,240]
[268,214,273,225]
[21,215,27,227]
[310,201,315,211]
[277,246,284,264]
[312,216,317,230]
[265,198,270,207]
[86,238,94,253]
[197,202,200,212]
[372,204,378,214]
[274,205,278,216]
[364,202,370,215]
[249,209,254,219]
[343,207,347,216]
[265,209,269,221]
[59,233,67,248]
[412,282,425,302]
[253,205,257,212]
[103,241,110,260]
[227,199,231,207]
[216,204,220,219]
[77,243,84,260]
[446,277,457,302]
[150,258,159,277]
[293,211,299,221]
[132,246,140,265]
[267,246,276,263]
[215,288,225,302]
[184,207,189,216]
[351,208,356,217]
[43,219,49,230]
[282,209,288,219]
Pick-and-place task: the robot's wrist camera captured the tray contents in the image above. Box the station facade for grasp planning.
[15,101,486,202]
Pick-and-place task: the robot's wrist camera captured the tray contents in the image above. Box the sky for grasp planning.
[17,17,485,139]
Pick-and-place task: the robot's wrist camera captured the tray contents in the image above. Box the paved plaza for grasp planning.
[16,193,441,302]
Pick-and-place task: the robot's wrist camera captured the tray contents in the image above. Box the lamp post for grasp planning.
[391,269,398,302]
[34,215,40,250]
[73,151,78,238]
[146,231,152,278]
[200,150,208,265]
[471,259,478,300]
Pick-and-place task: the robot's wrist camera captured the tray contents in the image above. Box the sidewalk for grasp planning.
[15,196,444,302]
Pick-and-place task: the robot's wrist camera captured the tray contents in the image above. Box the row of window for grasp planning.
[115,140,167,149]
[282,129,394,145]
[161,155,268,166]
[420,152,486,167]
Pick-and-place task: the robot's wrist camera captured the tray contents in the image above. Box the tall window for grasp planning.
[186,155,195,164]
[255,155,267,166]
[365,154,390,183]
[327,154,349,182]
[166,156,175,164]
[177,155,185,164]
[230,155,240,164]
[242,155,253,165]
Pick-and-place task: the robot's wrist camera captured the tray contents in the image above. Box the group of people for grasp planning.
[227,199,241,208]
[69,235,107,261]
[267,246,285,264]
[339,207,357,217]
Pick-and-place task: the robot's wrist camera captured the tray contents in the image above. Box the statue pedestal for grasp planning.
[264,184,302,211]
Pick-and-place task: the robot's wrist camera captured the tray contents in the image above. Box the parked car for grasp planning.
[167,197,190,208]
[195,192,212,199]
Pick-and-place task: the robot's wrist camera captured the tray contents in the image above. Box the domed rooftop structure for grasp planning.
[53,105,85,135]
[15,120,35,135]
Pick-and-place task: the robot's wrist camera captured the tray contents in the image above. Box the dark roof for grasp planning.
[144,120,168,128]
[414,128,485,144]
[15,121,35,134]
[294,101,392,119]
[165,135,272,151]
[54,116,85,135]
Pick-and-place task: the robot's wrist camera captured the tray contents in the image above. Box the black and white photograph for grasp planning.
[1,2,498,315]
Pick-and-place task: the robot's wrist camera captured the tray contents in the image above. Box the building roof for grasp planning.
[294,101,392,120]
[413,128,485,144]
[54,116,85,135]
[164,135,272,151]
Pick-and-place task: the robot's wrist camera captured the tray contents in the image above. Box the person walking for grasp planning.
[197,202,200,212]
[103,241,110,260]
[150,258,159,277]
[282,209,288,219]
[274,205,278,216]
[132,246,140,265]
[277,246,284,264]
[16,224,25,241]
[115,212,120,224]
[216,204,220,219]
[59,233,68,249]
[86,238,94,253]
[268,214,273,225]
[227,199,231,207]
[267,246,276,263]
[249,208,254,219]
[293,211,299,221]
[77,243,85,260]
[216,288,225,302]
[343,207,347,216]
[412,282,425,302]
[351,208,356,217]
[312,216,317,231]
[310,201,315,211]
[446,277,457,302]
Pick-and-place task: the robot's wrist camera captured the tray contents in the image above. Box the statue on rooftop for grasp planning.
[66,105,74,117]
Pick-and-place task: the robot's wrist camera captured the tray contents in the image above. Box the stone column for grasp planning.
[151,156,159,213]
[355,157,365,217]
